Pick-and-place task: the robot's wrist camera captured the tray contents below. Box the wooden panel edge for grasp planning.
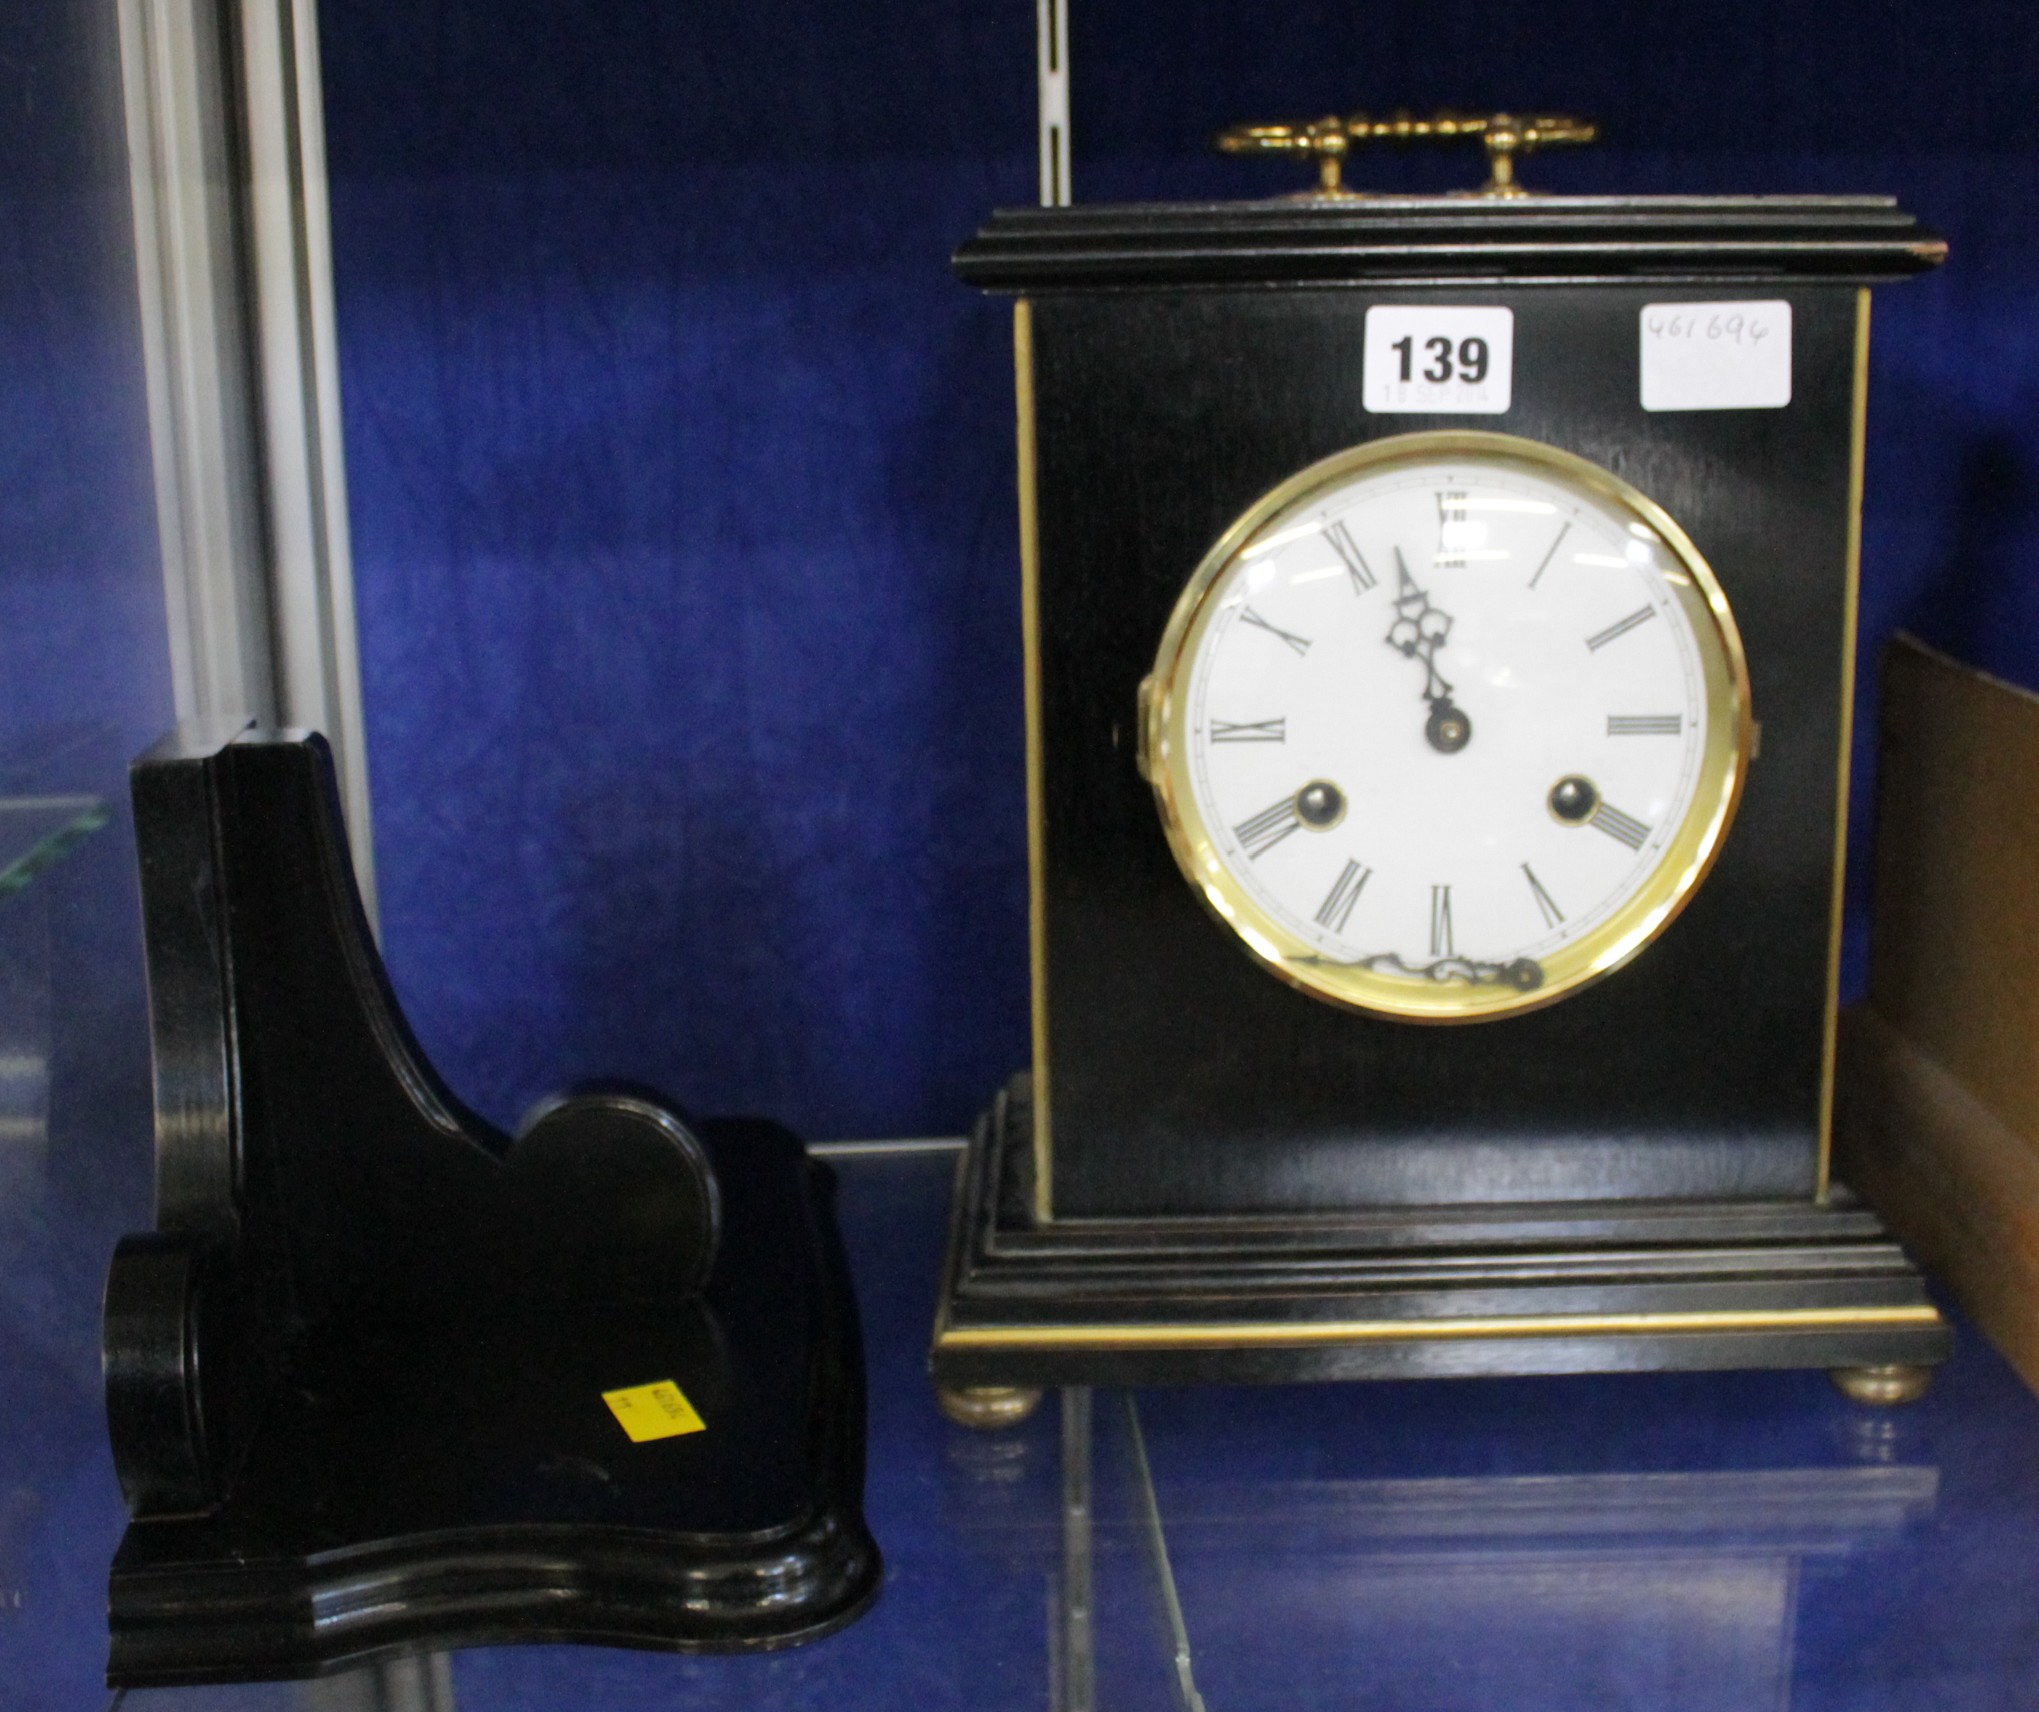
[1838,1005,2039,1397]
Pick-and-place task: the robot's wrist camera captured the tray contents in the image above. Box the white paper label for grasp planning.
[1639,301,1792,411]
[1363,306,1514,414]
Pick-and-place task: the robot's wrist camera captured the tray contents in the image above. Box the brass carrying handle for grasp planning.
[1214,109,1596,199]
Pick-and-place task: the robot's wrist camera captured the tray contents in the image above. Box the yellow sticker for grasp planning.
[601,1379,705,1443]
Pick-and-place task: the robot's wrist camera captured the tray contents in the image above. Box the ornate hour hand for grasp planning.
[1385,548,1472,753]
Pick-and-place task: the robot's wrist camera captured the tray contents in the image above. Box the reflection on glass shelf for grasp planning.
[1068,1388,1938,1712]
[0,769,162,1711]
[123,1652,458,1712]
[0,794,108,903]
[0,795,105,1177]
[0,887,49,1174]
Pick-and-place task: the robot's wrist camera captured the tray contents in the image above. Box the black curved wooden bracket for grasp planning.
[104,723,879,1685]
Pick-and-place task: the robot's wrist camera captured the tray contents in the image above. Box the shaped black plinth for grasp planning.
[931,1077,1949,1392]
[105,723,879,1686]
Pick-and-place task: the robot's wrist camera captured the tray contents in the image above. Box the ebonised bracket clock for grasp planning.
[930,111,1953,1424]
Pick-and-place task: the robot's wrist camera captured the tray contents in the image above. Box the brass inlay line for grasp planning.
[1821,288,1874,1201]
[938,1304,1942,1351]
[1015,299,1053,1223]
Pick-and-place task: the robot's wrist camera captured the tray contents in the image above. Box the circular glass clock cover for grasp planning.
[1144,430,1752,1021]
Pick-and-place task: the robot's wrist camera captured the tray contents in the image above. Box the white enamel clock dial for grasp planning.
[1143,431,1752,1021]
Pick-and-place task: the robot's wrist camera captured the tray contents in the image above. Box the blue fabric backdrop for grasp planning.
[318,0,2039,1141]
[0,0,166,1379]
[0,4,174,1702]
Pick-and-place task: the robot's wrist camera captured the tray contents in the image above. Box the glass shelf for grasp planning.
[0,1144,2003,1712]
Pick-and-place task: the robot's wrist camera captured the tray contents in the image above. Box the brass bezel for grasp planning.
[1144,429,1753,1023]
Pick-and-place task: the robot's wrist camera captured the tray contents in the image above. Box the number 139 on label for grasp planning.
[1363,306,1514,414]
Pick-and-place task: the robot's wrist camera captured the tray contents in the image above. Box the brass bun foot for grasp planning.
[937,1384,1044,1430]
[1829,1363,1935,1407]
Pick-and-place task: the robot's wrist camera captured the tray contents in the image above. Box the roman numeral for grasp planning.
[1314,859,1371,934]
[1240,607,1311,656]
[1607,714,1684,736]
[1436,490,1469,568]
[1528,520,1571,589]
[1430,884,1454,958]
[1233,795,1304,859]
[1585,606,1657,652]
[1590,802,1651,850]
[1522,862,1565,928]
[1210,718,1286,744]
[1324,520,1375,592]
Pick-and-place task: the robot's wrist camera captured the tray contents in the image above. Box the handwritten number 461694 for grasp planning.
[1645,312,1772,348]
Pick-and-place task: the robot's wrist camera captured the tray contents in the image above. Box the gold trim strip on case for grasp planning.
[1820,288,1874,1200]
[1015,298,1053,1223]
[937,1304,1943,1351]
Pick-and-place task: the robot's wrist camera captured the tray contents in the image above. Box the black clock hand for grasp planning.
[1384,548,1472,753]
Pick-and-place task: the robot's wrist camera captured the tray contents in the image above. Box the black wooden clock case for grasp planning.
[931,197,1951,1391]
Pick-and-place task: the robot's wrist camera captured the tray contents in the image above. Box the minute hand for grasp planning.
[1384,548,1472,755]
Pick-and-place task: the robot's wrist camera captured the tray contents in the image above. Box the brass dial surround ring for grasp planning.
[1142,430,1753,1024]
